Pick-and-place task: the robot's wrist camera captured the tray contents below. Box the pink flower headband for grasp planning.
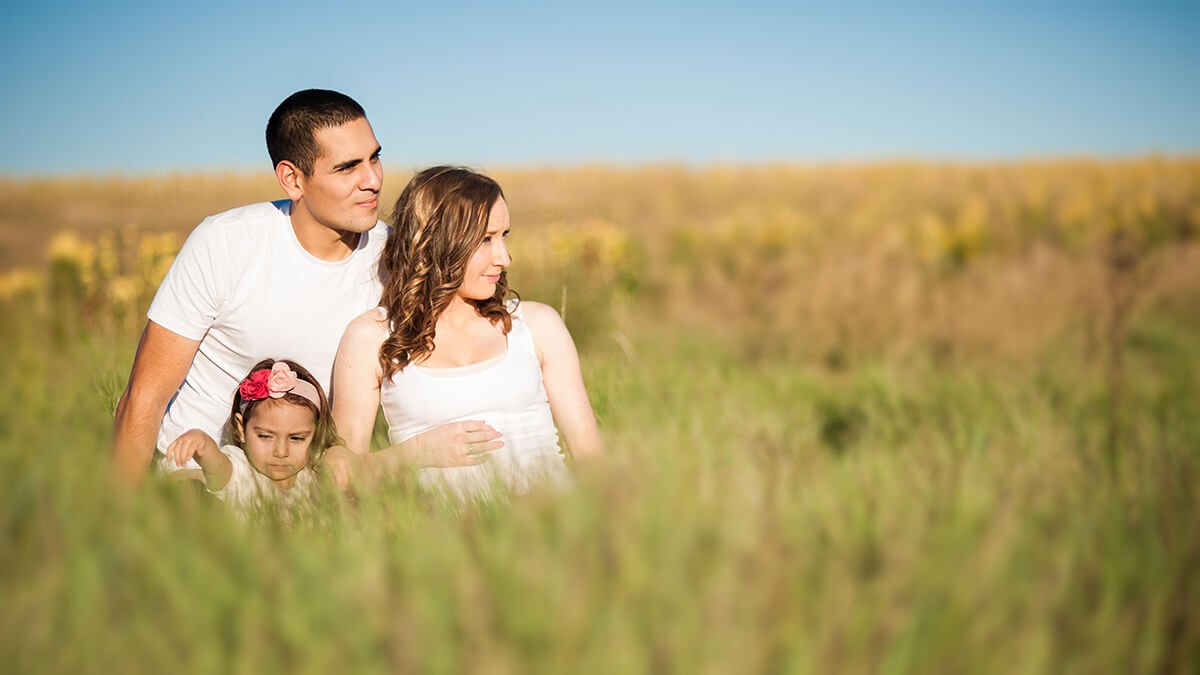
[238,362,322,413]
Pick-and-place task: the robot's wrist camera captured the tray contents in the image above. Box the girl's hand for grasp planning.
[166,429,218,468]
[322,445,376,490]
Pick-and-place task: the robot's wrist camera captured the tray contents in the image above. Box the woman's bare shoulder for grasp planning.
[341,308,389,346]
[517,301,573,355]
[517,300,564,327]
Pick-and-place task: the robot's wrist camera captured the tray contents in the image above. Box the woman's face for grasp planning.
[458,197,511,301]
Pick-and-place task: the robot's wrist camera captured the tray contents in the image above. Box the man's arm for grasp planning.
[112,320,201,486]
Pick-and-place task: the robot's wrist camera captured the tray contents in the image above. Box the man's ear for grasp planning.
[275,160,304,201]
[233,411,246,444]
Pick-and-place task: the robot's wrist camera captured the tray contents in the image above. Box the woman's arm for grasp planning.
[522,302,603,461]
[165,429,232,489]
[331,311,388,456]
[326,311,390,487]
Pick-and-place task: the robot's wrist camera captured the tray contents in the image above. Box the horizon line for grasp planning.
[3,151,1200,182]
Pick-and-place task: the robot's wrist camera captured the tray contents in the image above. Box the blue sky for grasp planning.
[1,0,1197,175]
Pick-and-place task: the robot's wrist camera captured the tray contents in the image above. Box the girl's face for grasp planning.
[237,399,315,489]
[457,198,512,301]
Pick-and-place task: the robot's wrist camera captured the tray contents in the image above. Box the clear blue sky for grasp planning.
[1,0,1197,175]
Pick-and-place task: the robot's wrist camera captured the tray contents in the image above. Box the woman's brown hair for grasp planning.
[379,166,515,378]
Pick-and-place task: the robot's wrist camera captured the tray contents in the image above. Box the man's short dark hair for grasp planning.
[266,89,366,176]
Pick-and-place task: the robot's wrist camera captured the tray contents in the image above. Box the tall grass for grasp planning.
[1,161,1198,673]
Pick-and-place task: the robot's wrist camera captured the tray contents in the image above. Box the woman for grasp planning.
[332,166,602,500]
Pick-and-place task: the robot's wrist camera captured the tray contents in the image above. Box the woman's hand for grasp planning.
[165,429,219,468]
[411,421,504,468]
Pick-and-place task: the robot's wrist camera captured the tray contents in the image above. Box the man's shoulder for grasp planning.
[360,219,391,254]
[195,200,290,235]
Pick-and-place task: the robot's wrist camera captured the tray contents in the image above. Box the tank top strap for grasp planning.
[507,300,539,358]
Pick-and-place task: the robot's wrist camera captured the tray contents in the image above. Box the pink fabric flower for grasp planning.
[267,362,299,399]
[239,369,271,401]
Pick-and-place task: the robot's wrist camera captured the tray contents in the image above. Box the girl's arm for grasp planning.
[165,429,233,489]
[522,302,603,461]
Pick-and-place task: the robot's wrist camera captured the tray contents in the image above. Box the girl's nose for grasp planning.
[273,440,288,458]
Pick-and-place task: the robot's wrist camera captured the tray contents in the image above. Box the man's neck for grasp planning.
[289,202,360,262]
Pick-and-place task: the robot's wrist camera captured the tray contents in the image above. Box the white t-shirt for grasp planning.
[148,200,387,470]
[207,445,318,517]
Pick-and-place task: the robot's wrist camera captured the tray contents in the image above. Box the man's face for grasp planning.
[295,117,383,235]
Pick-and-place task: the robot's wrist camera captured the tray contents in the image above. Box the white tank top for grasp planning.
[379,303,568,501]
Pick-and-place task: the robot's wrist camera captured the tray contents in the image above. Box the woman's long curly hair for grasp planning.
[379,166,516,378]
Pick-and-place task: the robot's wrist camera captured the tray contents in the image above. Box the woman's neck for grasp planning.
[438,297,480,327]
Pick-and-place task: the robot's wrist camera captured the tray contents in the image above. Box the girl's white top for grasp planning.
[379,302,569,502]
[208,445,317,517]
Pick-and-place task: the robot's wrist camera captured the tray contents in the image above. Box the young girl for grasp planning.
[332,166,603,502]
[166,358,339,515]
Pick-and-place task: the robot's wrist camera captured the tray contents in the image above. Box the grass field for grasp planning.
[1,160,1198,673]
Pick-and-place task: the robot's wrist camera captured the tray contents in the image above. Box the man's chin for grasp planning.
[341,216,379,234]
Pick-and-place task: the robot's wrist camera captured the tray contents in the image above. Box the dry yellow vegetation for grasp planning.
[2,160,1198,674]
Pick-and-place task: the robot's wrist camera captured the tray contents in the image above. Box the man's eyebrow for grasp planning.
[331,146,382,172]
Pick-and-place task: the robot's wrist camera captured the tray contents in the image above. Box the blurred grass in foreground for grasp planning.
[1,160,1199,673]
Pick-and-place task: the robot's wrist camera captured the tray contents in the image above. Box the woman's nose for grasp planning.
[494,240,511,267]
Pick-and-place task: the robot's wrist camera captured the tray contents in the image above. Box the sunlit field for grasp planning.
[2,159,1199,673]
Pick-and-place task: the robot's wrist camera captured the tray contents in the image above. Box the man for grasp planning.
[113,89,499,485]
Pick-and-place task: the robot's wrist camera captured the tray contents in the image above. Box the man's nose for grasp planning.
[359,162,382,191]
